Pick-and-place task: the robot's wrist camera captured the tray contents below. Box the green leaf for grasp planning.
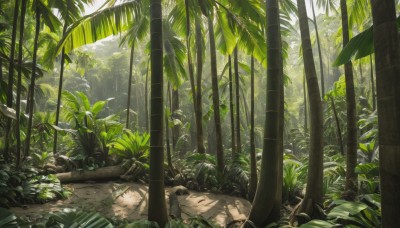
[300,219,336,228]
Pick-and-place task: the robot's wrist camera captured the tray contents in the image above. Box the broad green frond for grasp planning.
[56,0,146,55]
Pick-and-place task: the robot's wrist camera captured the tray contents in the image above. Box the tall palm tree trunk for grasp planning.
[247,0,283,225]
[145,59,150,132]
[126,45,135,129]
[228,55,236,158]
[330,96,344,155]
[234,47,241,156]
[3,0,20,161]
[303,73,308,132]
[296,0,324,217]
[341,0,358,197]
[195,19,206,154]
[53,25,67,155]
[207,14,224,172]
[369,55,376,110]
[24,4,41,159]
[15,0,28,168]
[171,88,180,150]
[248,55,257,201]
[311,1,325,97]
[370,0,400,225]
[148,0,168,226]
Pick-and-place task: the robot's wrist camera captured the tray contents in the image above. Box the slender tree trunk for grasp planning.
[171,88,180,150]
[248,55,257,201]
[370,1,400,226]
[53,25,67,155]
[359,62,365,98]
[228,55,236,159]
[370,55,376,110]
[247,0,283,225]
[184,0,197,116]
[311,1,325,97]
[148,0,168,226]
[166,84,173,172]
[234,47,241,156]
[195,19,206,154]
[145,59,150,132]
[341,0,358,197]
[126,45,135,129]
[296,0,324,217]
[15,0,28,168]
[330,96,344,156]
[24,4,40,159]
[303,72,308,132]
[207,14,224,172]
[3,0,20,161]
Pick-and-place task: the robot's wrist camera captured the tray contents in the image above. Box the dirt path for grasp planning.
[10,182,251,227]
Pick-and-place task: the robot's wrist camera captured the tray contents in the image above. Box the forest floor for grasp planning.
[10,182,251,227]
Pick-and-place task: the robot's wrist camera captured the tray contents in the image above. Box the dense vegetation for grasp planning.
[0,0,399,227]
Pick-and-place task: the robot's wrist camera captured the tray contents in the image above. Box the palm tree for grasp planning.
[3,0,19,162]
[14,0,28,167]
[234,47,241,156]
[148,0,168,226]
[370,0,400,225]
[311,1,325,97]
[207,11,224,172]
[296,0,324,217]
[24,0,41,159]
[246,0,283,225]
[340,0,358,198]
[248,55,257,201]
[228,55,236,158]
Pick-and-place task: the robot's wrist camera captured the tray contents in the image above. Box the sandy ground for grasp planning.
[10,182,251,227]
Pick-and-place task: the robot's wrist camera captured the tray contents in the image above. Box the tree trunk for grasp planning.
[228,55,236,158]
[296,0,324,217]
[247,0,283,225]
[195,19,206,154]
[56,166,125,183]
[166,84,173,172]
[148,0,168,226]
[145,59,150,132]
[171,88,180,151]
[370,55,376,110]
[248,55,257,201]
[303,73,308,132]
[234,47,241,157]
[3,0,20,161]
[53,25,68,155]
[370,0,400,226]
[15,0,28,168]
[207,14,224,172]
[341,0,358,197]
[311,0,325,97]
[24,4,40,160]
[330,96,344,156]
[126,45,135,129]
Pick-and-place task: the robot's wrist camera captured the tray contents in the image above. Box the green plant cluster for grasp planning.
[0,165,70,208]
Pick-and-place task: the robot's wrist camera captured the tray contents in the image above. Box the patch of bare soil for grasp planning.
[10,182,251,227]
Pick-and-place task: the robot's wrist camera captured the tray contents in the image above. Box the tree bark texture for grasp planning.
[297,0,324,216]
[247,0,283,225]
[148,0,168,226]
[341,0,358,196]
[371,0,400,226]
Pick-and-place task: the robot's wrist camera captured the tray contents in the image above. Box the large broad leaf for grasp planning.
[328,200,368,218]
[56,0,146,55]
[0,208,18,228]
[47,209,113,227]
[335,16,400,66]
[300,219,336,228]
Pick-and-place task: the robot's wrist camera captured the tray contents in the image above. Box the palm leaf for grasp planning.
[335,16,400,66]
